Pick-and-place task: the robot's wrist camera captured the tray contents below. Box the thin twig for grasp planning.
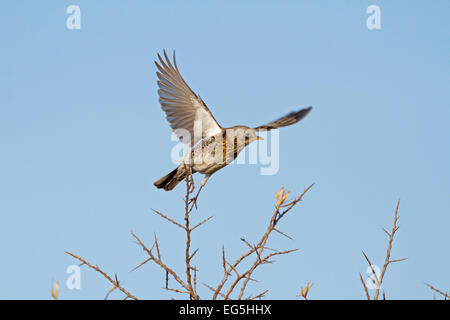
[184,168,198,299]
[212,184,313,300]
[131,231,191,295]
[191,216,213,232]
[152,209,186,230]
[425,283,449,300]
[359,273,370,300]
[360,199,406,300]
[374,199,404,300]
[247,289,269,300]
[65,251,138,300]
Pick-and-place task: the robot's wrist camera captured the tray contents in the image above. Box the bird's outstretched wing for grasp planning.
[253,106,312,131]
[155,50,223,146]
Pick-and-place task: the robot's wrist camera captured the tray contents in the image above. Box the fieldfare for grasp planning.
[153,50,312,204]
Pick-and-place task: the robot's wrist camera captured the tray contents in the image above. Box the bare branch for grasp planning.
[360,199,406,300]
[359,273,370,300]
[212,184,313,300]
[152,209,186,230]
[66,163,314,301]
[425,283,450,300]
[374,199,402,300]
[190,216,213,232]
[247,289,269,300]
[131,231,191,295]
[65,251,138,300]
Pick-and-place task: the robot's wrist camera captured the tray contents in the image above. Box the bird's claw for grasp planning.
[188,196,198,211]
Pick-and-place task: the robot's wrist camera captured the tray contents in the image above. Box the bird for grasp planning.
[153,50,312,205]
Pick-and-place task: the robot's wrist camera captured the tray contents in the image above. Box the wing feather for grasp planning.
[155,50,223,146]
[254,107,312,131]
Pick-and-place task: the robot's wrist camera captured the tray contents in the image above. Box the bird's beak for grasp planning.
[256,136,264,141]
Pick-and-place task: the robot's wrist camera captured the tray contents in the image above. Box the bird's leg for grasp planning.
[189,185,204,211]
[189,175,210,210]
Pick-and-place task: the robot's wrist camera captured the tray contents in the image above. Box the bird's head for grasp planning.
[246,128,264,143]
[229,126,264,145]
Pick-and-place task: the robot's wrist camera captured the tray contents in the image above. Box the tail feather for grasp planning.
[154,167,188,191]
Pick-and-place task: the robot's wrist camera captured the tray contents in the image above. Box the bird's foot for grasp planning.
[187,184,204,212]
[188,195,199,211]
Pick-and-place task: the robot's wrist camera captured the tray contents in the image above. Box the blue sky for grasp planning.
[1,1,449,299]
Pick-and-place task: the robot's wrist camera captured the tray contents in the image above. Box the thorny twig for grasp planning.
[130,167,209,299]
[360,199,407,300]
[359,273,370,300]
[66,167,313,300]
[206,184,314,300]
[425,283,449,300]
[65,251,138,300]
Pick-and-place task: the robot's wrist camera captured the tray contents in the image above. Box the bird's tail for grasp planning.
[154,166,190,191]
